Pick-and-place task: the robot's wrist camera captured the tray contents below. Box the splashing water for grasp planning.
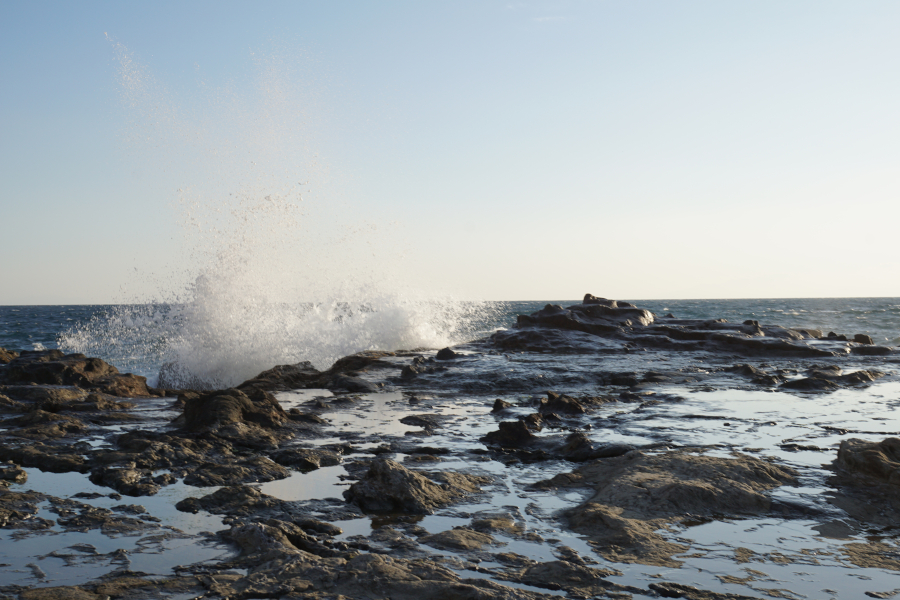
[59,38,497,388]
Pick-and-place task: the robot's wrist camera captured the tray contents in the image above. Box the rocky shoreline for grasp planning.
[1,294,899,599]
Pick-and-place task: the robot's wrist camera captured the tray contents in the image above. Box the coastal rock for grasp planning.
[835,438,900,484]
[0,442,87,473]
[180,387,286,430]
[343,458,487,514]
[534,449,797,566]
[420,527,497,551]
[436,347,461,360]
[0,350,152,397]
[269,447,343,471]
[182,456,289,486]
[0,347,19,364]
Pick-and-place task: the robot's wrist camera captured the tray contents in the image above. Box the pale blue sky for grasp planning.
[2,1,899,303]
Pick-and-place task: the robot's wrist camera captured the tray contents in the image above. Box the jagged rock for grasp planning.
[435,347,460,360]
[344,459,486,514]
[88,467,160,497]
[0,443,87,473]
[182,456,289,486]
[0,350,152,397]
[236,361,321,393]
[491,398,512,412]
[539,392,586,414]
[481,420,536,447]
[0,348,20,364]
[269,447,343,471]
[176,485,285,516]
[178,387,286,433]
[835,438,900,484]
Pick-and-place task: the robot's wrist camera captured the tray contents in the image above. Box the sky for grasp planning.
[2,1,899,304]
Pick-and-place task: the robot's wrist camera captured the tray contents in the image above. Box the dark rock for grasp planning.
[179,387,287,432]
[236,361,321,393]
[539,392,585,415]
[435,347,460,360]
[853,345,893,356]
[269,448,343,471]
[854,334,875,345]
[481,421,537,447]
[343,458,487,514]
[182,456,289,486]
[0,443,87,473]
[88,467,160,497]
[491,398,512,412]
[328,374,379,393]
[780,377,841,392]
[0,350,152,397]
[835,438,900,484]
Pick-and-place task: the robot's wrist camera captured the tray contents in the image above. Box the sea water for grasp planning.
[0,297,897,386]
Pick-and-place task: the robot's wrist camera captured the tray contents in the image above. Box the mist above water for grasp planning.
[60,38,495,388]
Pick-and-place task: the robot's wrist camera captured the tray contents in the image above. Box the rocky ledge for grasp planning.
[0,295,898,599]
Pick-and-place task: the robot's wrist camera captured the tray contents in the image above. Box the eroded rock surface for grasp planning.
[534,449,798,566]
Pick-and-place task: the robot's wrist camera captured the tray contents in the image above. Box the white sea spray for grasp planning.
[59,38,498,388]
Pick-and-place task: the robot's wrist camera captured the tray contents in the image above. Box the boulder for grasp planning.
[179,388,286,432]
[344,459,486,514]
[835,438,900,485]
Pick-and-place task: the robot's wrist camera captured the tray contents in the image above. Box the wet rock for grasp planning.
[780,377,842,392]
[0,348,19,364]
[835,437,900,484]
[89,467,160,496]
[534,449,797,566]
[500,560,630,596]
[491,398,512,412]
[328,373,380,393]
[420,527,497,551]
[481,420,536,447]
[235,361,321,393]
[0,350,152,397]
[400,355,446,379]
[490,327,627,353]
[287,408,327,424]
[436,347,460,360]
[182,456,289,486]
[0,443,88,473]
[471,515,524,536]
[176,484,285,517]
[539,391,585,414]
[556,432,635,462]
[649,581,762,599]
[179,387,286,432]
[5,409,87,439]
[0,463,27,484]
[269,447,343,471]
[400,414,448,430]
[852,345,893,355]
[854,334,875,345]
[781,369,885,392]
[344,458,487,514]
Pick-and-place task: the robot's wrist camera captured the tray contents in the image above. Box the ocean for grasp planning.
[1,297,898,386]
